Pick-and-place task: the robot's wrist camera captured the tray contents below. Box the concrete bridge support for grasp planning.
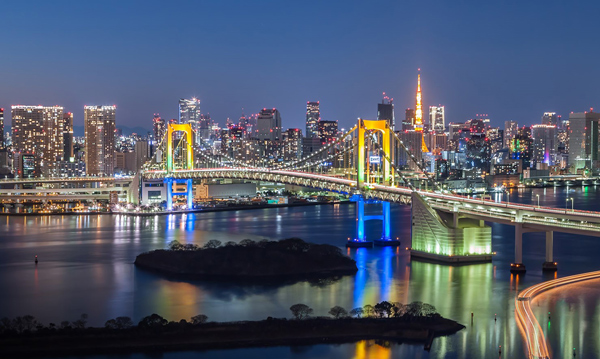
[543,231,558,271]
[346,195,400,248]
[164,178,194,211]
[511,223,526,273]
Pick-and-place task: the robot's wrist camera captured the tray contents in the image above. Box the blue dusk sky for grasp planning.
[1,0,599,131]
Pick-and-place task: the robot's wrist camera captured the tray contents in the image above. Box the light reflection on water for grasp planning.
[1,187,600,358]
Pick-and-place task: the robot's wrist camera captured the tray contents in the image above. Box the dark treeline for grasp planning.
[135,238,357,278]
[0,300,437,338]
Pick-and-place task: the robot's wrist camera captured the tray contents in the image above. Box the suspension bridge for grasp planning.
[134,118,600,273]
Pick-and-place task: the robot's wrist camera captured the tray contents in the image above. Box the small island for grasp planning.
[135,238,358,279]
[0,301,465,357]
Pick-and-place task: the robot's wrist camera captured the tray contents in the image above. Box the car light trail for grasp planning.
[515,270,600,359]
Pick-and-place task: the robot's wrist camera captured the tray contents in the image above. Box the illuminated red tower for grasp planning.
[415,69,423,132]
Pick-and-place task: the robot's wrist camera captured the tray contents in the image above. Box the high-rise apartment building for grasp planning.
[318,120,338,144]
[255,108,281,141]
[283,128,303,161]
[84,105,116,176]
[153,114,166,143]
[11,105,64,176]
[504,120,518,149]
[531,124,557,167]
[568,110,600,172]
[377,97,394,129]
[306,101,320,138]
[429,105,445,133]
[63,112,74,161]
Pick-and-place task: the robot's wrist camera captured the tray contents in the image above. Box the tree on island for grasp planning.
[406,301,424,317]
[374,301,394,318]
[138,314,168,329]
[203,240,222,249]
[289,304,313,319]
[105,316,133,330]
[391,302,405,317]
[191,314,208,325]
[72,314,88,329]
[168,240,183,250]
[363,304,375,317]
[422,303,438,317]
[349,307,364,318]
[328,306,348,319]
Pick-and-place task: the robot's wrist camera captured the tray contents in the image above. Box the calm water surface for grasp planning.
[2,187,600,358]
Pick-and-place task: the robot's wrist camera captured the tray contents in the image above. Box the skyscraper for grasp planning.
[178,97,201,124]
[153,114,166,143]
[403,108,415,131]
[504,120,518,149]
[179,97,204,142]
[11,105,64,176]
[429,105,445,133]
[306,101,320,138]
[377,95,394,129]
[0,108,4,148]
[531,124,557,167]
[63,112,74,161]
[84,105,116,176]
[568,110,600,172]
[255,108,281,141]
[542,112,558,126]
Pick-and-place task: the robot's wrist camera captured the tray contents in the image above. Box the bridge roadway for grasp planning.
[0,176,132,185]
[143,168,600,237]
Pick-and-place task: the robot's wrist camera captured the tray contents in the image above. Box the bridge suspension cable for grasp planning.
[271,125,358,170]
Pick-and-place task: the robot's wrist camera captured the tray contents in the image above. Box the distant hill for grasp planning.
[73,125,151,137]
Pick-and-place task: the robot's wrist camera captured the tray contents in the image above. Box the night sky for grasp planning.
[2,0,599,131]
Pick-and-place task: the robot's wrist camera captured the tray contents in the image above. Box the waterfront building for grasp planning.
[568,110,600,173]
[84,105,116,176]
[255,108,282,141]
[377,96,394,129]
[63,112,74,161]
[318,120,338,144]
[306,101,320,139]
[302,137,322,158]
[531,124,557,167]
[11,105,64,176]
[429,105,445,133]
[504,120,518,149]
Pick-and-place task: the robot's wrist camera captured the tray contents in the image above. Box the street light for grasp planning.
[570,198,574,212]
[536,194,540,208]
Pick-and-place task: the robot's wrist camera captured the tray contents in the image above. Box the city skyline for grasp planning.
[1,1,600,130]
